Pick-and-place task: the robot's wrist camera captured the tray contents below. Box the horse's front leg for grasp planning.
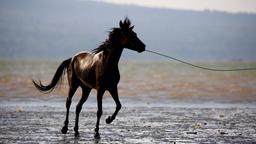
[106,86,122,124]
[94,88,105,139]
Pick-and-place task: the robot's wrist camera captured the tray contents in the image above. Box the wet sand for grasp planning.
[0,96,256,144]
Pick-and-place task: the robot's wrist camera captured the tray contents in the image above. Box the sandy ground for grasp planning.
[0,96,256,144]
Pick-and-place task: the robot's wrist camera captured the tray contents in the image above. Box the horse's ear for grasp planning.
[119,20,123,29]
[130,25,134,30]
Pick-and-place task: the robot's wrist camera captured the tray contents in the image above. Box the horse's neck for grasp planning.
[105,46,123,65]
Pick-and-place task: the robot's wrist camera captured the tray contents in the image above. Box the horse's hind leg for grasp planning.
[61,83,78,134]
[74,86,91,137]
[106,86,122,124]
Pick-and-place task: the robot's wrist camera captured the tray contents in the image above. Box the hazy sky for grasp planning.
[94,0,256,13]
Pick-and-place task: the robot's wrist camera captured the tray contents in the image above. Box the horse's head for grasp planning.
[119,18,146,53]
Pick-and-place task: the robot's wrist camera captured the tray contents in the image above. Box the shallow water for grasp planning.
[0,60,256,103]
[0,102,256,143]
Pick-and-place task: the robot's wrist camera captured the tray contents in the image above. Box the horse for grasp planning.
[32,17,146,139]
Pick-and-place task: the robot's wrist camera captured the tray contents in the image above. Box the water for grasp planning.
[0,60,256,107]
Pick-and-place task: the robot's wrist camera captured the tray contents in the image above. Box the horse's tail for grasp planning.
[32,58,72,93]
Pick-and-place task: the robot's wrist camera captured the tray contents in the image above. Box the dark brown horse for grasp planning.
[32,18,145,138]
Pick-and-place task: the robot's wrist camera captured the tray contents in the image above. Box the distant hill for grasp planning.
[0,0,256,60]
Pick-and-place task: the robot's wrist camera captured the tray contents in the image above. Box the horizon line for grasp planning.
[88,0,256,14]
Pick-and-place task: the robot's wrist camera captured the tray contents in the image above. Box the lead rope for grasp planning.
[145,49,256,71]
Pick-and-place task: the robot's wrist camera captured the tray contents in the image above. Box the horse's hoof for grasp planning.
[61,126,68,134]
[94,132,101,139]
[74,131,80,137]
[105,116,113,124]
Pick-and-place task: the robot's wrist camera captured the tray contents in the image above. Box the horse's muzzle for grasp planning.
[138,44,146,53]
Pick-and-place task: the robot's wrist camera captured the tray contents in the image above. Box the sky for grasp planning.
[93,0,256,13]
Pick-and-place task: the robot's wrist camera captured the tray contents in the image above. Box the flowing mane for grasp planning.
[92,18,132,54]
[92,28,121,54]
